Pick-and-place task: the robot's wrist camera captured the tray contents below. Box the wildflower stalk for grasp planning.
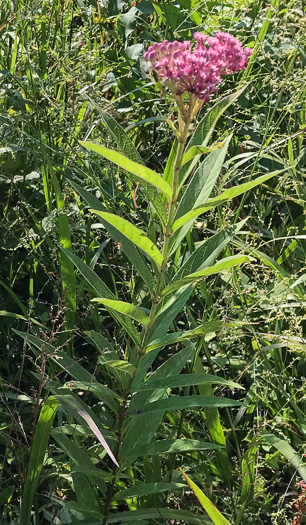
[103,108,192,523]
[139,104,193,356]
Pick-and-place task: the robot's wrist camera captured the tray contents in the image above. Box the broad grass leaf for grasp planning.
[0,310,44,327]
[262,433,306,481]
[20,397,59,525]
[92,298,150,326]
[60,247,140,344]
[179,469,232,525]
[147,322,223,352]
[69,181,155,293]
[90,210,163,268]
[106,508,211,524]
[124,439,223,463]
[161,255,249,296]
[240,446,257,505]
[113,482,186,501]
[128,396,241,415]
[172,172,277,232]
[80,142,172,201]
[51,172,76,355]
[135,373,243,391]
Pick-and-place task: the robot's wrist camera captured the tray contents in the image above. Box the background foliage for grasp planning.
[0,0,305,524]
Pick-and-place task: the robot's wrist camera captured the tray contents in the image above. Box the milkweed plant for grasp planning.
[22,32,285,525]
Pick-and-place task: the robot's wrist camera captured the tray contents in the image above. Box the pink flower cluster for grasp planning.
[144,32,252,102]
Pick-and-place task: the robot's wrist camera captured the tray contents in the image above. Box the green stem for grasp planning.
[139,112,192,355]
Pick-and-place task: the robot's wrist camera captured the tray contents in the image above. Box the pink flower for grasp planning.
[144,32,252,102]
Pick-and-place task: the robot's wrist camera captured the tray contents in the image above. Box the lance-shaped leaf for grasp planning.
[20,397,59,525]
[57,393,119,467]
[179,468,232,525]
[90,210,163,268]
[113,482,186,501]
[147,321,223,352]
[262,433,306,481]
[172,172,277,232]
[135,373,243,391]
[124,439,223,464]
[161,255,249,297]
[80,141,173,202]
[106,508,211,524]
[92,298,150,326]
[128,395,241,415]
[181,143,225,167]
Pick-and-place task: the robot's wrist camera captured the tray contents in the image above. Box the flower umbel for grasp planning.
[144,32,252,105]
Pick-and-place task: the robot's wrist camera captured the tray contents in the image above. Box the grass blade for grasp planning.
[20,397,59,525]
[179,468,232,525]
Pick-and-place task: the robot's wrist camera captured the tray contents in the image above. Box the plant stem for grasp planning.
[139,111,192,356]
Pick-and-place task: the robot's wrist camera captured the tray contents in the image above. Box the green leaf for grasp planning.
[0,485,14,506]
[163,139,178,185]
[80,142,172,202]
[179,469,232,525]
[150,221,248,341]
[51,171,76,356]
[120,410,165,462]
[147,321,223,352]
[177,86,248,193]
[128,395,241,415]
[81,101,167,223]
[69,181,155,293]
[106,508,211,524]
[52,431,107,495]
[149,285,193,342]
[20,397,59,525]
[193,357,231,483]
[176,136,231,218]
[161,255,249,296]
[172,172,277,232]
[102,360,136,376]
[55,392,119,467]
[136,374,243,391]
[90,211,163,268]
[188,85,248,149]
[125,439,223,464]
[181,143,225,167]
[59,247,140,344]
[92,298,150,326]
[113,482,186,501]
[262,433,306,481]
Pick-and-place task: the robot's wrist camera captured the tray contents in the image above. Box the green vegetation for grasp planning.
[0,1,305,524]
